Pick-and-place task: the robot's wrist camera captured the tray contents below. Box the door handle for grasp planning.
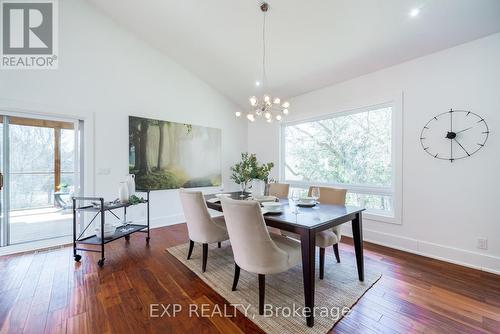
[0,172,3,190]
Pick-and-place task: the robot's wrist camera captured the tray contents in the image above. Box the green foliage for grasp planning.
[284,107,392,187]
[128,195,146,205]
[134,169,184,190]
[230,153,274,184]
[183,177,216,188]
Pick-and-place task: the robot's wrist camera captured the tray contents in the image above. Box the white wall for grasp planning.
[249,33,500,274]
[0,0,245,231]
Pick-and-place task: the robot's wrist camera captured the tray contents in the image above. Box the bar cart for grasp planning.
[72,190,150,266]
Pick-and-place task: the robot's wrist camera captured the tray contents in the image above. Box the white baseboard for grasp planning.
[0,236,72,256]
[344,228,500,275]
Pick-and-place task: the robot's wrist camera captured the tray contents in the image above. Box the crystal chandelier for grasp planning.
[235,2,290,123]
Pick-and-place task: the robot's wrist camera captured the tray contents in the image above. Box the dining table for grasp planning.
[205,191,365,327]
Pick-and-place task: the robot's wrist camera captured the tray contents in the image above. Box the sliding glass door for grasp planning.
[0,114,82,246]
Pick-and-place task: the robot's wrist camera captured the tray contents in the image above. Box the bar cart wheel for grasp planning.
[74,254,82,262]
[146,237,150,243]
[124,235,130,241]
[98,259,105,267]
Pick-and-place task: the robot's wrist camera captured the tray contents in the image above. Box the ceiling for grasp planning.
[88,0,500,108]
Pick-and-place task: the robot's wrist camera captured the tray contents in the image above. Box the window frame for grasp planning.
[279,99,403,224]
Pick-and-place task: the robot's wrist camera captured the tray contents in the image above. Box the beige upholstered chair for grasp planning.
[179,189,229,272]
[267,183,290,198]
[283,186,347,279]
[266,183,290,235]
[310,186,347,278]
[221,198,301,315]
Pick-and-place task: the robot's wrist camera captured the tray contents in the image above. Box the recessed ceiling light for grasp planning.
[409,8,420,17]
[255,81,261,86]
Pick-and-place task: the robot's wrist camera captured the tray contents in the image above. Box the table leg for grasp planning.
[300,229,316,327]
[99,199,105,267]
[351,212,364,281]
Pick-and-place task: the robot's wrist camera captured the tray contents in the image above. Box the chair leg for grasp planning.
[187,240,194,260]
[258,274,265,315]
[319,247,325,279]
[218,241,221,248]
[333,243,341,263]
[202,243,208,272]
[232,263,240,291]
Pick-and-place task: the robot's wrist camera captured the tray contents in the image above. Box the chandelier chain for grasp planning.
[262,8,267,89]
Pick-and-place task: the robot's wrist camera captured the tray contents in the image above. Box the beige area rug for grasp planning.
[167,242,381,334]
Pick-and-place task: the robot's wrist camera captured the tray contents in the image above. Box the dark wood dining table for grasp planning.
[205,192,365,327]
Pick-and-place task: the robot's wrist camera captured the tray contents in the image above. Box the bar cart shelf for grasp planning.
[72,190,150,267]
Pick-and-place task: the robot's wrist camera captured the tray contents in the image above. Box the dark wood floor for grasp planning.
[0,223,499,334]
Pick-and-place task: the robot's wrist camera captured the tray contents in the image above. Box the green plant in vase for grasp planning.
[230,153,274,197]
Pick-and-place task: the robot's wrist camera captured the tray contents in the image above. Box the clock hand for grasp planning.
[449,109,453,133]
[453,138,470,156]
[455,126,474,134]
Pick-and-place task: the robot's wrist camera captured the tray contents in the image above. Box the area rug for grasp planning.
[166,242,381,334]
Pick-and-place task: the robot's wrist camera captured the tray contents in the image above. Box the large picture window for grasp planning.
[281,104,395,217]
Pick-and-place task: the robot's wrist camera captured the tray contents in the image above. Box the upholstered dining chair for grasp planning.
[221,198,301,315]
[179,189,229,272]
[310,186,347,278]
[266,183,290,235]
[282,186,347,279]
[267,183,290,198]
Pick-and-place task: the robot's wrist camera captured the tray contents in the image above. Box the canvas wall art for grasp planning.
[129,116,222,190]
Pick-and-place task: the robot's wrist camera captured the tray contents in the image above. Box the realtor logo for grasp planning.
[1,0,58,69]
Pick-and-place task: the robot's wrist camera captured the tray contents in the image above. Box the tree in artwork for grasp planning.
[129,116,221,190]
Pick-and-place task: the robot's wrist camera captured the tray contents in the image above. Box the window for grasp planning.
[281,104,396,217]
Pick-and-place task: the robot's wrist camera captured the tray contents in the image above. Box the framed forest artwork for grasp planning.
[129,116,222,190]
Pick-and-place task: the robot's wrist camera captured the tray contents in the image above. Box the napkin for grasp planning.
[207,198,221,203]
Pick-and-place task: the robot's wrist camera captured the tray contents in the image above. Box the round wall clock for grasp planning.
[420,109,489,162]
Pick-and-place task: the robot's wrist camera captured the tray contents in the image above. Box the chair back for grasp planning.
[179,189,223,243]
[267,183,290,198]
[221,198,287,273]
[308,186,347,205]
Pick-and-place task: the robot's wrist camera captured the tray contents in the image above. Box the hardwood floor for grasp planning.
[0,223,499,334]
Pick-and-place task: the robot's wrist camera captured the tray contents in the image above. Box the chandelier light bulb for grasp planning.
[266,118,272,123]
[273,97,281,104]
[247,113,255,122]
[283,109,289,115]
[282,101,290,108]
[276,114,282,121]
[249,96,258,107]
[264,95,271,103]
[235,111,242,117]
[264,112,271,119]
[256,109,262,116]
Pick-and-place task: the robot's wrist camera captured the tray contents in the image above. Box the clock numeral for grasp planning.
[482,131,490,134]
[477,118,485,123]
[434,153,438,158]
[423,147,429,151]
[477,143,484,147]
[466,112,471,116]
[424,126,429,129]
[434,117,438,120]
[420,137,426,140]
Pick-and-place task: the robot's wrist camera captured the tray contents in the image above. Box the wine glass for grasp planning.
[239,182,247,197]
[289,189,300,214]
[310,187,320,209]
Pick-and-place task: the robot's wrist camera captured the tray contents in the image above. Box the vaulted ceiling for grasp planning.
[88,0,500,108]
